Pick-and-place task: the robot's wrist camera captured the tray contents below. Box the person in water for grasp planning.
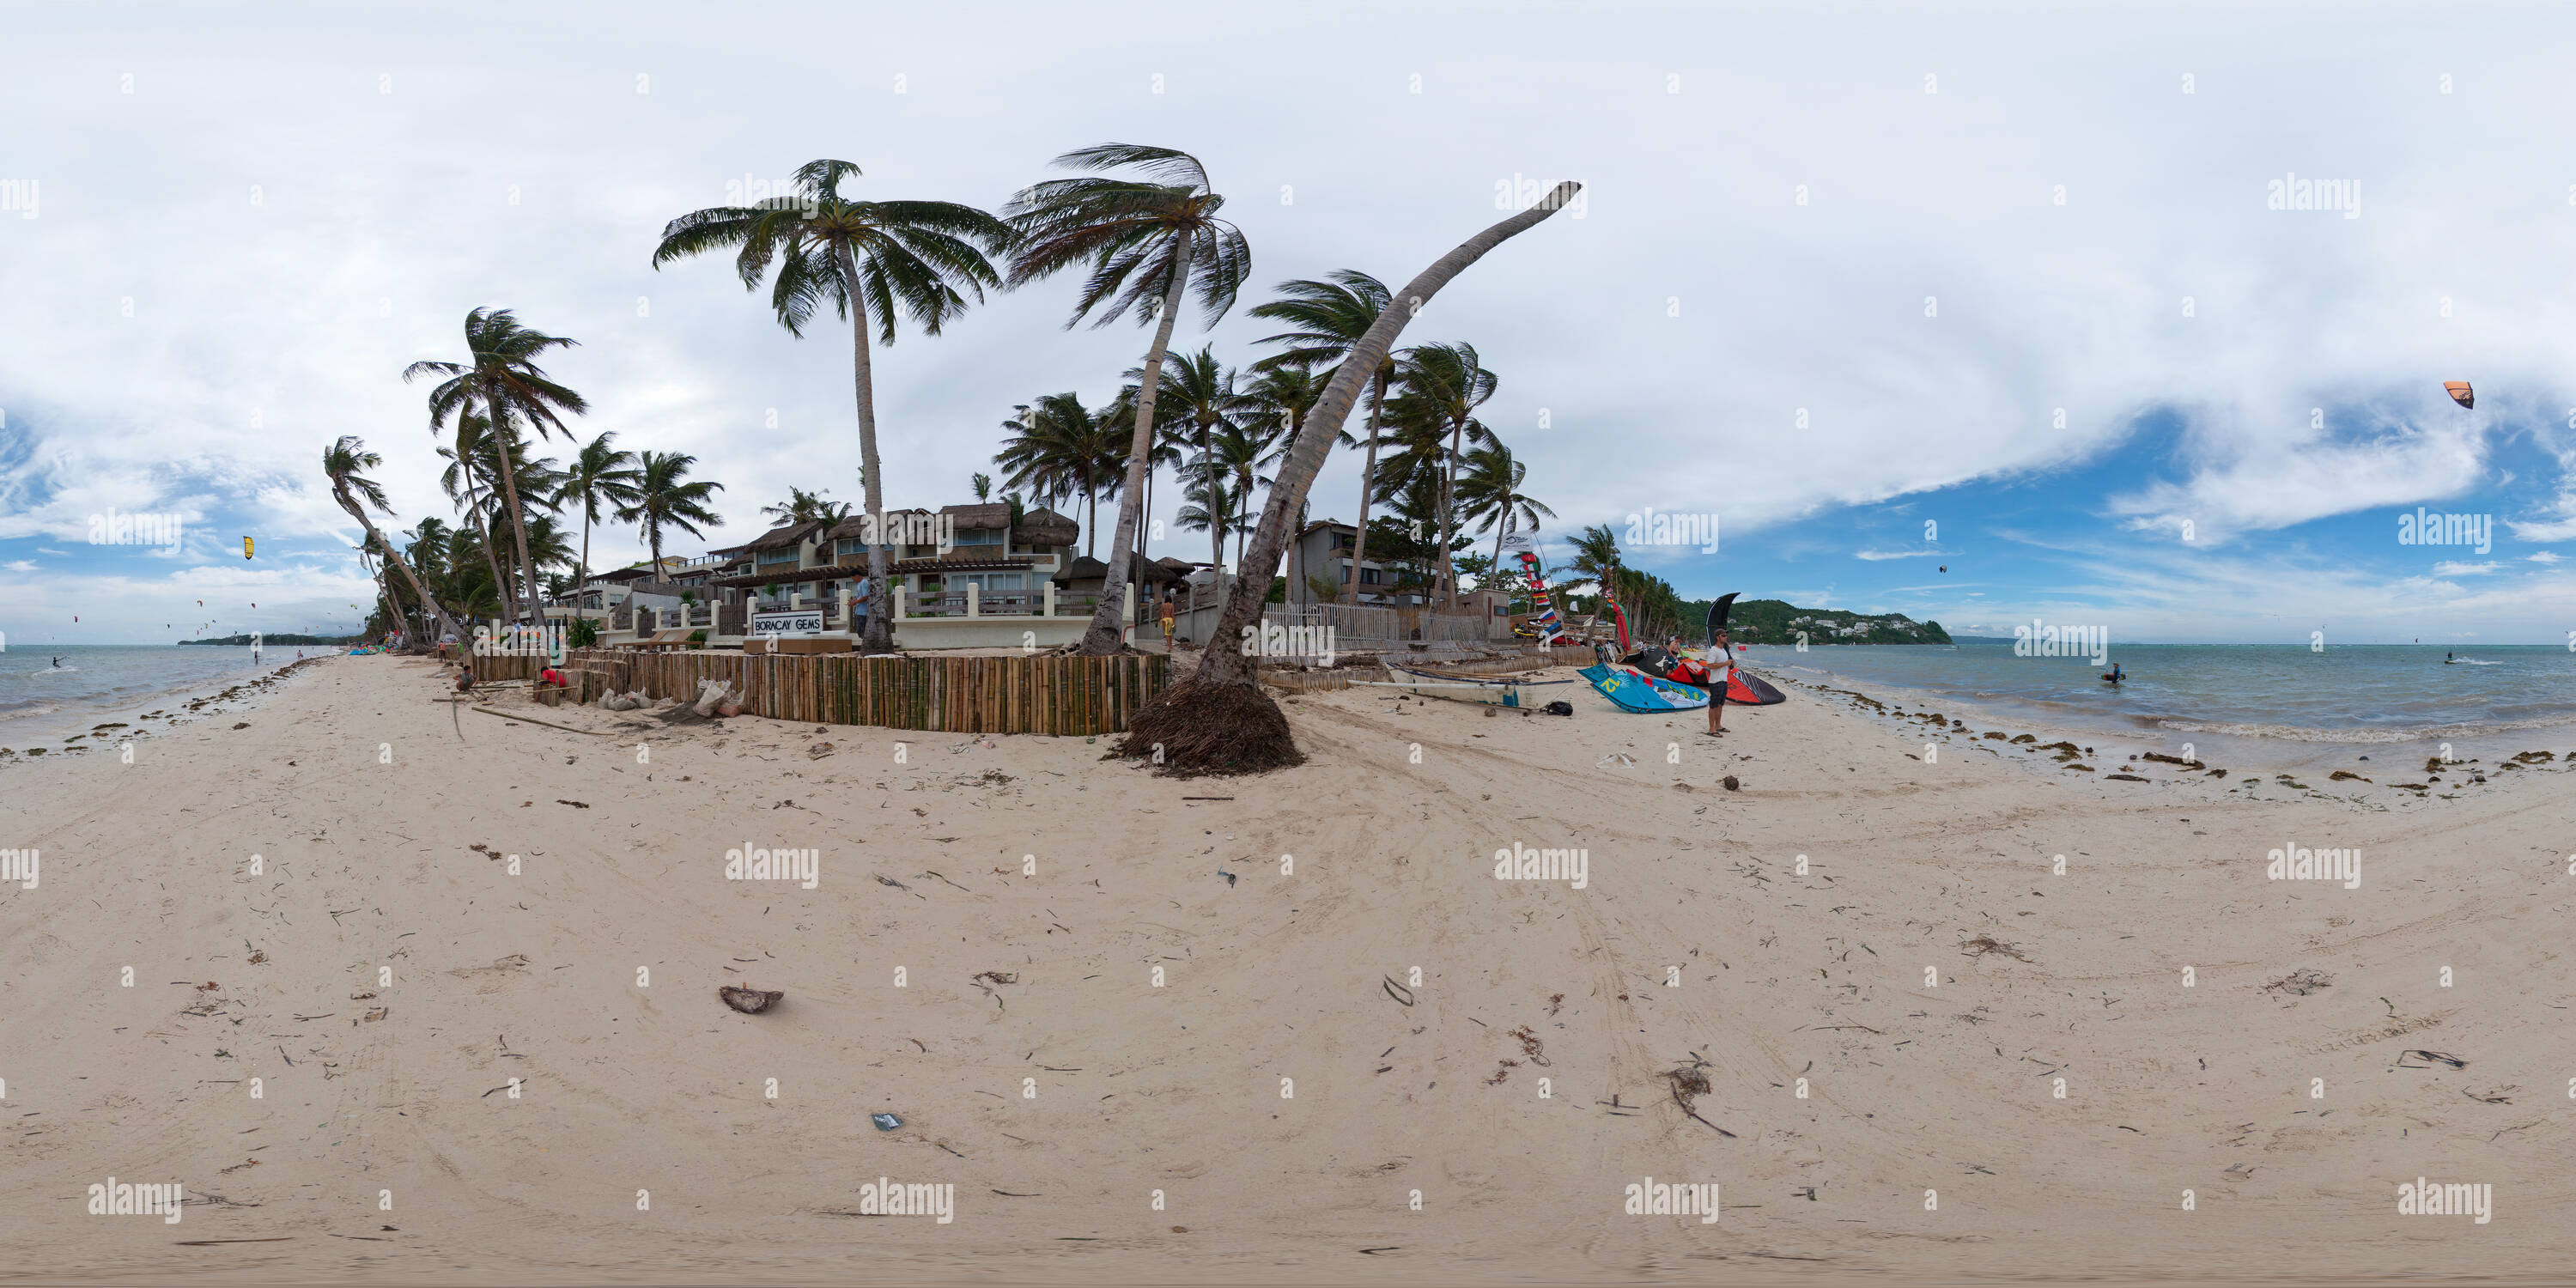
[2106,662,2124,683]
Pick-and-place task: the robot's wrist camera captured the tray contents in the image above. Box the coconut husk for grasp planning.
[720,985,783,1014]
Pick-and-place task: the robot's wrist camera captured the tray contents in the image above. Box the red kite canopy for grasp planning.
[2445,380,2474,409]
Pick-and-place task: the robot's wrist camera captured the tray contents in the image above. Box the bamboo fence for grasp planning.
[509,647,1169,736]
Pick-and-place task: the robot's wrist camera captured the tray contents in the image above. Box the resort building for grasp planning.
[1288,519,1440,606]
[703,502,1082,613]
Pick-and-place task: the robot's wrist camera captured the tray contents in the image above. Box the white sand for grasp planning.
[2,653,2567,1284]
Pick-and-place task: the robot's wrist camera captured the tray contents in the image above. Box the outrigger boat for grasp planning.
[1352,663,1577,709]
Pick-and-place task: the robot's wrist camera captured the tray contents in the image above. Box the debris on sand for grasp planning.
[1661,1059,1735,1137]
[720,985,784,1014]
[872,1112,903,1131]
[1961,935,2032,963]
[2399,1049,2469,1069]
[971,971,1018,986]
[1722,775,1741,791]
[2330,770,2370,782]
[2105,773,2148,781]
[2262,968,2332,997]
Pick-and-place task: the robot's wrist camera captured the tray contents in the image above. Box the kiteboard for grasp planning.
[1579,663,1711,713]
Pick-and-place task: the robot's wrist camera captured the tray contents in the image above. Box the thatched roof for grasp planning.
[1012,507,1079,548]
[744,520,827,552]
[1051,553,1188,586]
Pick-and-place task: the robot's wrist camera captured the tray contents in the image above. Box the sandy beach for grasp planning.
[4,652,2572,1285]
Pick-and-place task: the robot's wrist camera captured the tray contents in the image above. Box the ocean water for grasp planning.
[1739,641,2576,771]
[0,644,313,749]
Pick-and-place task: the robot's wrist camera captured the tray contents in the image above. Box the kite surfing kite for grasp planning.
[2445,381,2474,410]
[243,537,254,559]
[1579,584,1786,713]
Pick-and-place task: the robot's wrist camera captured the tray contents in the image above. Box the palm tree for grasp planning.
[970,471,993,502]
[432,411,513,612]
[1003,143,1249,653]
[404,308,590,628]
[1139,346,1249,576]
[1177,181,1581,708]
[1382,342,1495,610]
[995,392,1122,556]
[1205,418,1287,570]
[1455,443,1554,586]
[1249,270,1394,606]
[559,431,641,591]
[758,486,850,528]
[613,451,726,590]
[322,435,462,647]
[653,159,1012,653]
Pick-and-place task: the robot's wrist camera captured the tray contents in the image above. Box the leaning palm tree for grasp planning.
[404,308,590,628]
[558,431,641,590]
[1003,143,1249,653]
[653,159,1012,653]
[613,451,725,591]
[1116,182,1583,774]
[322,435,463,647]
[1455,442,1554,585]
[1382,342,1496,610]
[1249,270,1394,606]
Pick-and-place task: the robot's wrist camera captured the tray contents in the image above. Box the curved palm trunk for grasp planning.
[1341,372,1386,605]
[1202,423,1223,579]
[1078,253,1190,654]
[341,492,464,648]
[459,465,510,624]
[484,395,547,628]
[1196,184,1582,688]
[834,240,897,653]
[577,502,593,593]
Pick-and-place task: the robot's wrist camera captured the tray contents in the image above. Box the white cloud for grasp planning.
[2428,561,2500,576]
[2527,551,2564,565]
[1855,549,1937,561]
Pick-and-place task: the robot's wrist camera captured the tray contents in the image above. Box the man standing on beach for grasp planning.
[1159,592,1176,652]
[1706,629,1734,737]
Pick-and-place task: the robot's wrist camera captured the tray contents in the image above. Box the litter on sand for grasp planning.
[720,985,783,1014]
[872,1113,904,1131]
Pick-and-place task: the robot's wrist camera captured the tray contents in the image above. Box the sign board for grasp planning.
[752,610,826,636]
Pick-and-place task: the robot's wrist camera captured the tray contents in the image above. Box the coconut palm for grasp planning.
[1203,417,1287,570]
[613,451,726,590]
[1381,342,1495,609]
[759,486,851,528]
[1161,179,1581,744]
[431,411,513,611]
[322,435,462,647]
[1248,270,1394,607]
[995,392,1125,557]
[1135,346,1251,576]
[1003,143,1249,653]
[653,159,1012,653]
[404,308,590,627]
[1455,443,1553,586]
[559,431,641,590]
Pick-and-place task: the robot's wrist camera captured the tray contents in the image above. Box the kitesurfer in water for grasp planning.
[2105,662,2124,684]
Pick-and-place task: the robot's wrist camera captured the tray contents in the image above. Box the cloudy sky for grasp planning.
[6,0,2576,646]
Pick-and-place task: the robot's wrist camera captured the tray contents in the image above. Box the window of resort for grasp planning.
[956,528,1004,547]
[757,547,799,566]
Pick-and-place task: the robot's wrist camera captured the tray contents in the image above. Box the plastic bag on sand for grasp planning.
[598,691,632,711]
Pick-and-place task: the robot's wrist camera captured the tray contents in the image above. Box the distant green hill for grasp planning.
[1715,598,1950,646]
[179,633,361,647]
